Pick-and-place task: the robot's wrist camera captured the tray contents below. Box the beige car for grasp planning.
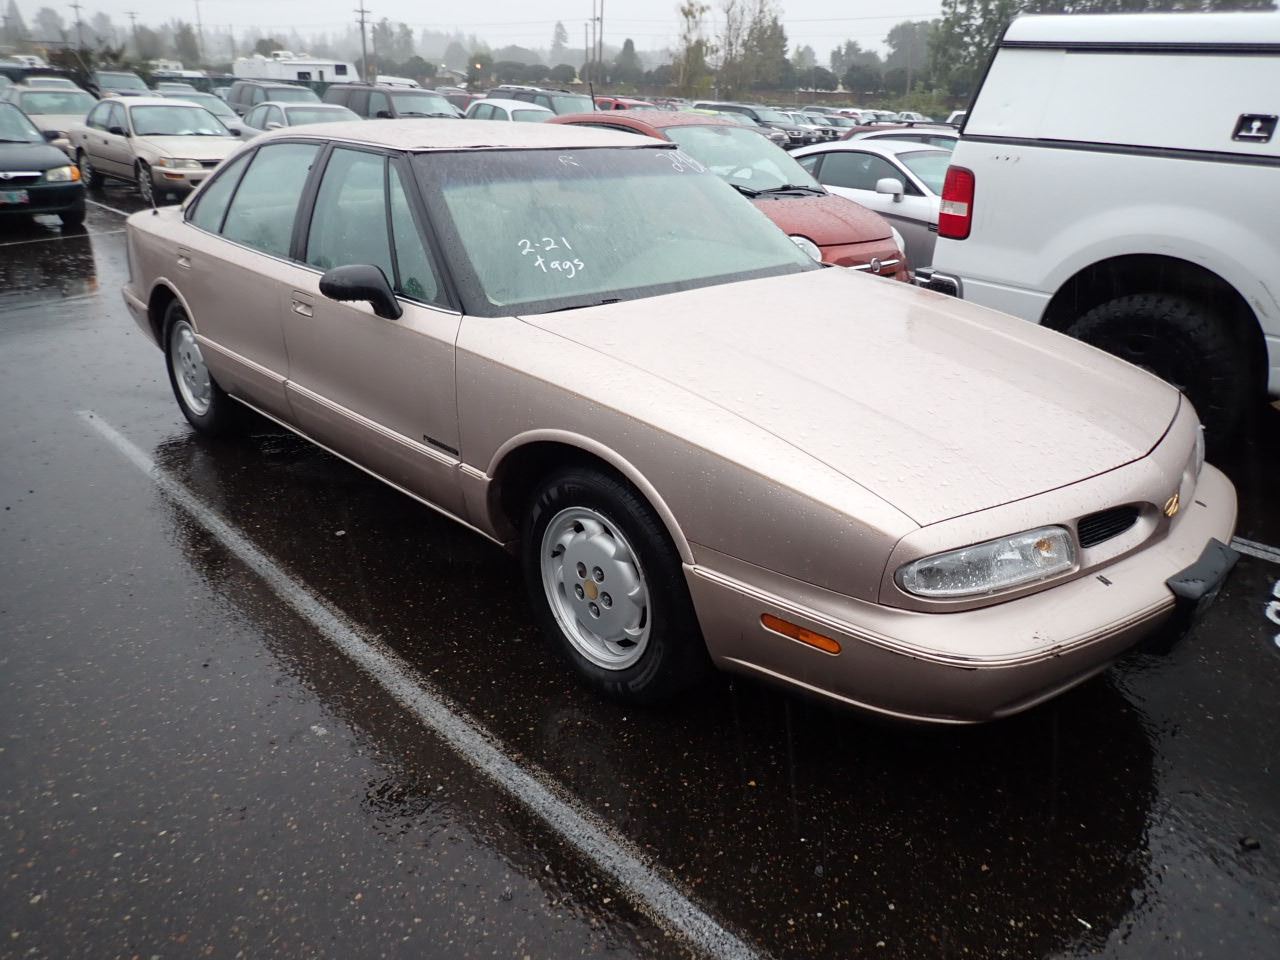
[68,96,239,204]
[0,85,98,157]
[121,121,1239,723]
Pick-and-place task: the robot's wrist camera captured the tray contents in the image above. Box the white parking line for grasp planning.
[77,409,763,960]
[0,229,123,249]
[86,198,136,218]
[1232,537,1280,565]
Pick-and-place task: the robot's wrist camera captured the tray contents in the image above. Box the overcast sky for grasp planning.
[74,1,945,57]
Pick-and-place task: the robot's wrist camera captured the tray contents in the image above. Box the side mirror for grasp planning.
[108,125,128,137]
[265,121,282,130]
[875,177,905,202]
[319,264,402,320]
[375,109,393,119]
[42,129,59,142]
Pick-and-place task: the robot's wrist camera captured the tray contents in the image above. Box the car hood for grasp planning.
[134,135,239,159]
[520,269,1181,526]
[0,141,69,171]
[749,192,892,246]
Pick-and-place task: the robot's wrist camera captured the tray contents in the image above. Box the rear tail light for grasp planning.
[938,165,975,240]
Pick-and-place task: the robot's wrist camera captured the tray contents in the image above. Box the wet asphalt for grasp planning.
[1,189,1278,960]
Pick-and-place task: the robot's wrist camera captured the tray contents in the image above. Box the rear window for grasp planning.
[17,90,95,115]
[388,90,456,117]
[267,86,320,104]
[285,106,358,125]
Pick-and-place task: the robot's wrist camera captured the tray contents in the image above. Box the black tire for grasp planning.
[136,160,154,206]
[162,299,241,436]
[1065,293,1255,443]
[521,466,710,704]
[59,203,85,228]
[77,150,103,192]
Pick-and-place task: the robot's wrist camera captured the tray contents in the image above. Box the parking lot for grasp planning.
[1,182,1278,959]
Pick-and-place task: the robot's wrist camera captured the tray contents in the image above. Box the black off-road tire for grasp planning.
[1066,293,1255,444]
[521,466,711,704]
[163,299,242,436]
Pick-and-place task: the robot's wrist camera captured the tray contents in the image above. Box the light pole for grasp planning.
[354,4,370,82]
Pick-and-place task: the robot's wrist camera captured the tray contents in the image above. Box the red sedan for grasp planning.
[550,111,909,279]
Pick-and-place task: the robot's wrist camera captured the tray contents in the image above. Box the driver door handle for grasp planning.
[290,292,314,318]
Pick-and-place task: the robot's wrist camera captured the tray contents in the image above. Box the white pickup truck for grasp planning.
[925,12,1279,441]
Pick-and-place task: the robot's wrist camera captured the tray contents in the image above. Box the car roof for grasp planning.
[553,110,735,131]
[801,138,951,159]
[254,117,665,151]
[1005,10,1280,44]
[271,101,350,110]
[116,96,192,108]
[475,98,553,112]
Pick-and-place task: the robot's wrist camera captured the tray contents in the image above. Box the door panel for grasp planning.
[282,147,463,513]
[185,142,321,418]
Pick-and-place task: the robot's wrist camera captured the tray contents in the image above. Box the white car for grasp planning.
[1,85,97,156]
[792,139,949,271]
[896,111,933,123]
[465,98,553,123]
[927,11,1280,440]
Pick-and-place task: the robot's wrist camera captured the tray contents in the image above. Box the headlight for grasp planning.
[156,158,203,169]
[1194,424,1205,478]
[898,526,1077,599]
[889,226,906,257]
[43,165,79,182]
[789,235,822,262]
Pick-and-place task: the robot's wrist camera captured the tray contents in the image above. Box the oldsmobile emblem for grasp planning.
[1163,493,1181,518]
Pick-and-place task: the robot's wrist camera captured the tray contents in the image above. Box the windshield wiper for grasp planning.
[546,298,622,313]
[0,137,38,143]
[758,184,826,196]
[729,183,763,198]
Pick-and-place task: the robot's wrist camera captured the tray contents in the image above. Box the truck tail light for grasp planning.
[938,166,975,240]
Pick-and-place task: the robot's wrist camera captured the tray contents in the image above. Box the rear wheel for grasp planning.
[1066,293,1255,444]
[163,300,241,435]
[521,466,709,703]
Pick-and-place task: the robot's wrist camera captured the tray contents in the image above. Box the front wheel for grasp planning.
[164,300,241,435]
[77,151,102,191]
[521,467,709,703]
[1066,293,1255,445]
[136,160,155,206]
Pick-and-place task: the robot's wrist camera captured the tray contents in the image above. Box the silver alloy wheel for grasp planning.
[77,152,93,186]
[137,162,153,204]
[540,506,651,670]
[169,319,211,416]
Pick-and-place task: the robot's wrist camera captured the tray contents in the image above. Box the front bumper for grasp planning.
[685,464,1237,724]
[0,181,85,216]
[821,237,909,281]
[151,166,213,193]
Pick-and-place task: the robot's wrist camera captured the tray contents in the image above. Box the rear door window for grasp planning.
[221,142,321,258]
[369,91,391,118]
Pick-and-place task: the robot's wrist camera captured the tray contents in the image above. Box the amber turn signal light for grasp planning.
[761,613,841,655]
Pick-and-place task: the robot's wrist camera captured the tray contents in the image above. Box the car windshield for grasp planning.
[130,105,229,137]
[898,149,951,195]
[548,93,593,114]
[416,147,815,315]
[17,90,95,115]
[27,77,75,88]
[0,102,41,141]
[389,90,455,116]
[165,92,235,117]
[285,105,359,125]
[268,86,320,103]
[664,124,822,194]
[512,109,549,123]
[753,109,791,124]
[99,73,147,91]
